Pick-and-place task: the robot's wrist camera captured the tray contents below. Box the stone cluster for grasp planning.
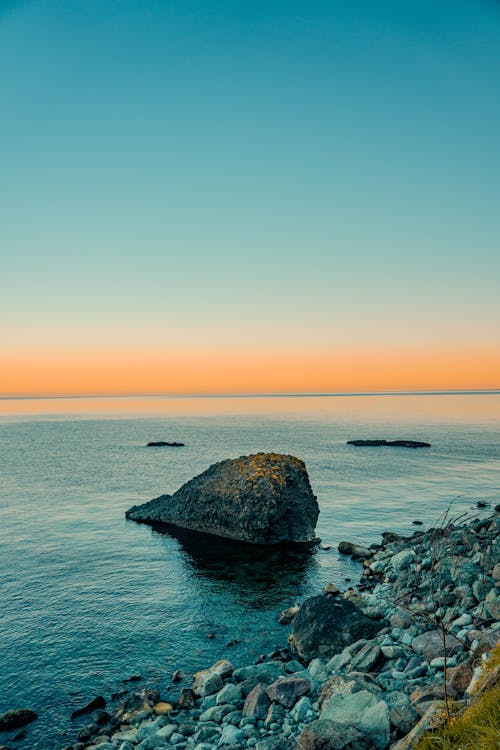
[4,510,498,750]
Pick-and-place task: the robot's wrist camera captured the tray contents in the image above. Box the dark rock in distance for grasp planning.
[71,696,105,719]
[0,709,38,731]
[147,441,184,447]
[291,596,383,662]
[347,439,431,448]
[126,452,319,545]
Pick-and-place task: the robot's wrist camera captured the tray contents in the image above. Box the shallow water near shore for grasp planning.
[0,392,499,749]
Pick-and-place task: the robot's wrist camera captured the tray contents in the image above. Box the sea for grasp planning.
[0,392,499,749]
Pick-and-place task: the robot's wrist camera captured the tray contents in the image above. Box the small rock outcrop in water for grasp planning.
[347,439,431,448]
[70,695,106,719]
[146,441,184,447]
[0,709,38,731]
[126,452,319,545]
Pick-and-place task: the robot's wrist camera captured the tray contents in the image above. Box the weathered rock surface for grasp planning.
[292,596,383,661]
[347,440,431,448]
[320,690,390,749]
[266,677,311,707]
[297,719,377,749]
[126,452,319,545]
[0,709,38,731]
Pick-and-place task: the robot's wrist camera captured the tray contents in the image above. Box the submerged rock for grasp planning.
[0,709,38,731]
[70,696,105,719]
[347,440,431,448]
[126,452,319,545]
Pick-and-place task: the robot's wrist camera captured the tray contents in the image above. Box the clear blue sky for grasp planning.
[1,1,499,394]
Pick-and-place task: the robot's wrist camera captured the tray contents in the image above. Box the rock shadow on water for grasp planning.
[148,521,317,606]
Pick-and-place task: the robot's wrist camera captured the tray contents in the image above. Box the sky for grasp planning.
[1,0,499,397]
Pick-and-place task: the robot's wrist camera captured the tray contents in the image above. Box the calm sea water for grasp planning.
[1,393,499,749]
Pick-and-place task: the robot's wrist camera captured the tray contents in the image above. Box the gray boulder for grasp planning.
[297,719,377,749]
[266,677,311,707]
[126,453,319,545]
[320,690,390,749]
[292,596,383,661]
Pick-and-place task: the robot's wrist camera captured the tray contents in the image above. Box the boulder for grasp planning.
[297,719,377,750]
[320,690,390,749]
[266,677,311,707]
[192,669,223,698]
[411,630,462,662]
[242,684,270,719]
[390,702,443,750]
[349,642,383,673]
[0,709,38,730]
[126,453,319,545]
[338,542,372,558]
[292,596,383,661]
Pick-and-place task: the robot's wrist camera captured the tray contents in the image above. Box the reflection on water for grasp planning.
[1,391,499,422]
[149,523,316,607]
[0,393,499,750]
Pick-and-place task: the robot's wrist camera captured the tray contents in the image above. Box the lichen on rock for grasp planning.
[126,452,319,545]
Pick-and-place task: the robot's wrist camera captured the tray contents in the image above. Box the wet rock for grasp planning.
[279,606,299,625]
[126,453,319,545]
[297,719,377,750]
[0,709,38,731]
[292,596,383,661]
[71,696,106,719]
[77,724,96,742]
[266,677,311,708]
[323,583,340,597]
[338,542,372,558]
[91,709,109,725]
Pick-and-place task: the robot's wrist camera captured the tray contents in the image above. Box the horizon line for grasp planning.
[1,388,499,402]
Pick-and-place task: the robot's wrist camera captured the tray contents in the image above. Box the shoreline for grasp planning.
[4,508,497,750]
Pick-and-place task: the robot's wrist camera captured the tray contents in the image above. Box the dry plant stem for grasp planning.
[391,502,480,720]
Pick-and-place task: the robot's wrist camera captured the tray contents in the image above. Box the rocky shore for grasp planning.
[4,509,498,750]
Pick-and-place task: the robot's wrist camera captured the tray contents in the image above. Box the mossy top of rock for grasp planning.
[126,452,319,545]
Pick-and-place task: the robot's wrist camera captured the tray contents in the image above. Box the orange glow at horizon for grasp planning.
[1,344,499,398]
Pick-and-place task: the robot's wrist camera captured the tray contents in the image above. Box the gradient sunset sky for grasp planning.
[1,0,499,397]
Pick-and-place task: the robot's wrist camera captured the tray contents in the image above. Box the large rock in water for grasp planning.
[291,596,383,661]
[126,452,319,545]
